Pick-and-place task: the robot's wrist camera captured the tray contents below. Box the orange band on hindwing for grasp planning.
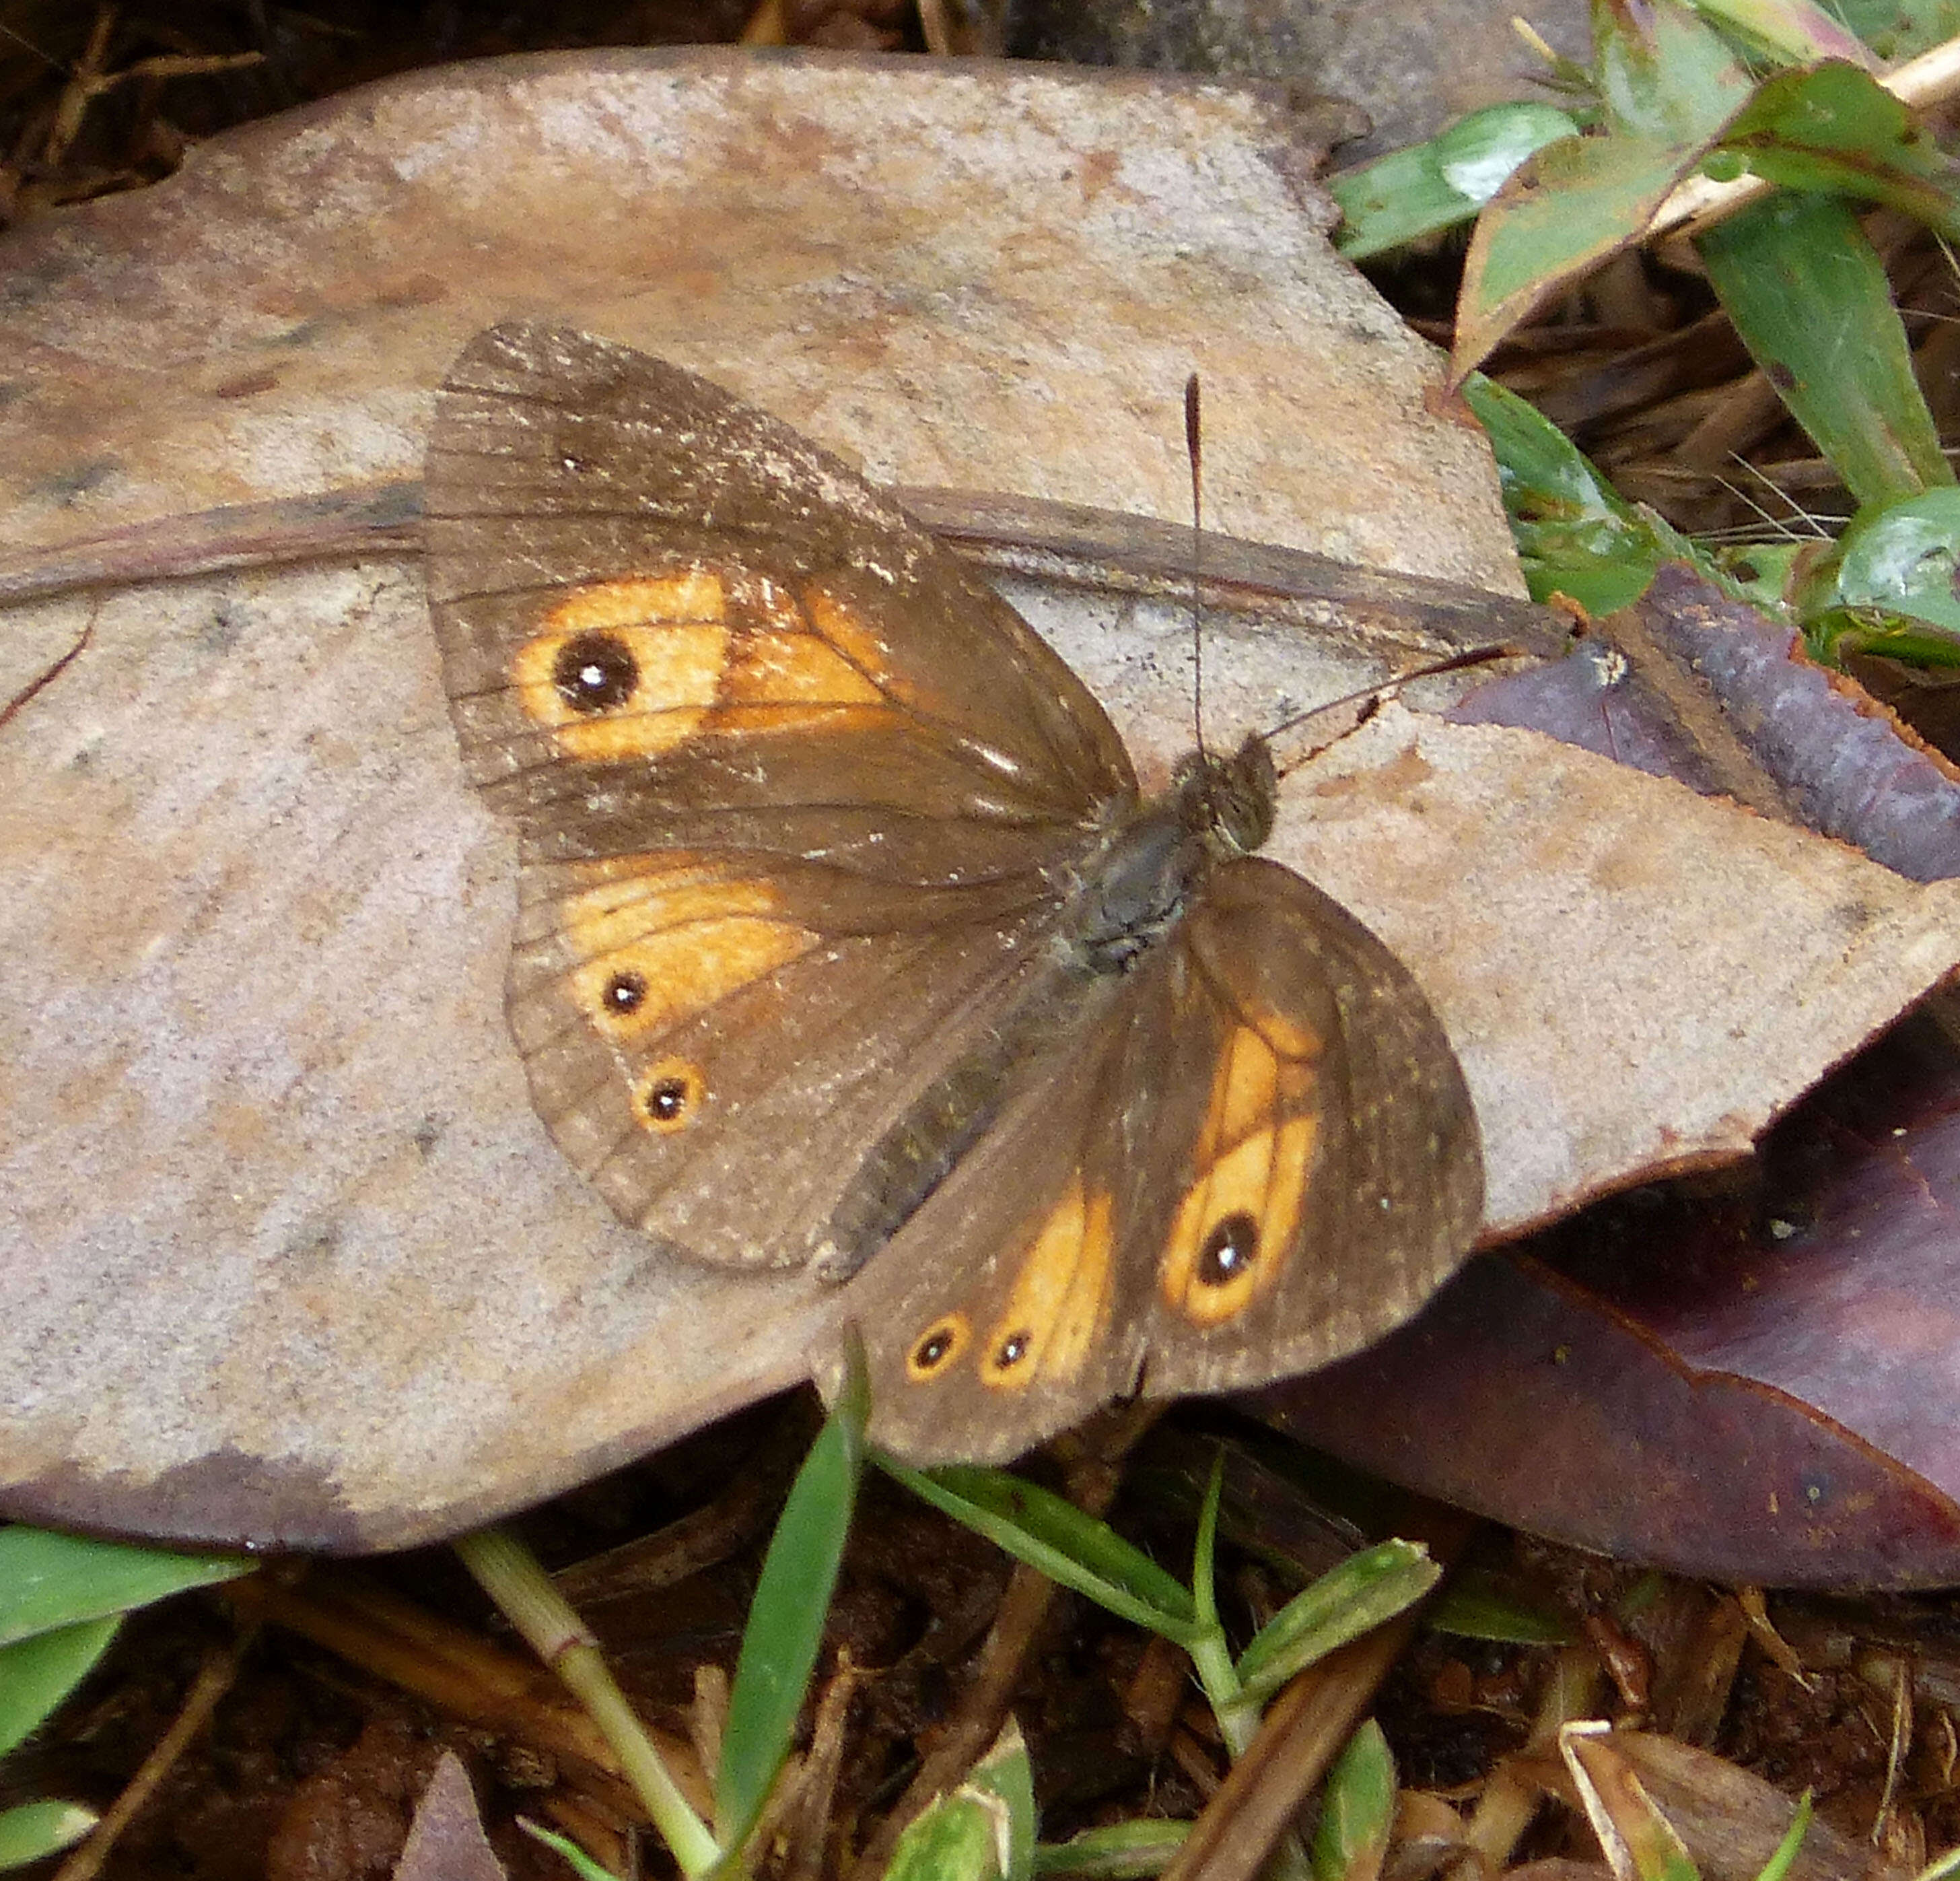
[535,857,820,1083]
[1159,1022,1320,1328]
[978,1175,1116,1391]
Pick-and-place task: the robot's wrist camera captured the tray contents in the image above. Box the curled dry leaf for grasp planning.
[1273,573,1960,1588]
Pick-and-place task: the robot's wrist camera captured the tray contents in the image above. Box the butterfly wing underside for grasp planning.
[843,856,1482,1462]
[423,324,1138,1270]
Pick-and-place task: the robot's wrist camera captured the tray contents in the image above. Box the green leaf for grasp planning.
[1426,1569,1574,1645]
[0,1528,252,1647]
[968,1719,1039,1881]
[519,1816,626,1880]
[1463,374,1724,613]
[1715,62,1960,238]
[715,1348,868,1850]
[883,1725,1035,1881]
[1595,0,1756,144]
[1312,1721,1397,1881]
[1032,1819,1191,1876]
[881,1461,1199,1643]
[1699,194,1953,510]
[1456,131,1697,376]
[1827,0,1960,60]
[1754,1791,1814,1881]
[0,1615,120,1760]
[1690,0,1873,65]
[1234,1542,1437,1707]
[1332,104,1580,259]
[1832,490,1960,631]
[0,1799,98,1870]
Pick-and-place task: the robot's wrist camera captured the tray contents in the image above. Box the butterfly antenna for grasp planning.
[1185,373,1210,774]
[1264,644,1521,774]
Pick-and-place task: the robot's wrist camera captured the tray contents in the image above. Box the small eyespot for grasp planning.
[907,1313,969,1379]
[1195,1210,1260,1288]
[993,1331,1030,1369]
[604,971,648,1015]
[552,629,639,713]
[634,1057,705,1134]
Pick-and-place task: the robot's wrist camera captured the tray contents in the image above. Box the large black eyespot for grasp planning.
[645,1076,691,1126]
[604,971,647,1015]
[1196,1211,1261,1288]
[553,630,638,712]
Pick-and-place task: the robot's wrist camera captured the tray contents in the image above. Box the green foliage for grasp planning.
[0,1525,254,1874]
[1341,0,1960,666]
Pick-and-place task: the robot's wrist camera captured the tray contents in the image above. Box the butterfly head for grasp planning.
[1173,733,1277,858]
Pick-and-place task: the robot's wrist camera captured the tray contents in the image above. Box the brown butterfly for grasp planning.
[423,323,1482,1464]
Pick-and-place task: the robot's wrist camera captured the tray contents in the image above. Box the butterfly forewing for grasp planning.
[425,324,1134,836]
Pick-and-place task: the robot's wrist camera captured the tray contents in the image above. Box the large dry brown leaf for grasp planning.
[3,50,1958,1550]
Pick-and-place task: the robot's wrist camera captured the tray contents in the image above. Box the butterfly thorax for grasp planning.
[1068,734,1278,974]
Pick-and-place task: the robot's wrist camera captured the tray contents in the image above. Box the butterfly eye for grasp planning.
[634,1057,705,1134]
[907,1313,969,1379]
[552,629,640,713]
[1196,1210,1261,1287]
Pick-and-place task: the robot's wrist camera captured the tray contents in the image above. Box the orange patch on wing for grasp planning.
[1158,1026,1319,1328]
[722,632,884,707]
[561,867,817,1041]
[551,571,729,632]
[511,567,901,760]
[801,582,895,687]
[513,616,728,757]
[980,1175,1116,1391]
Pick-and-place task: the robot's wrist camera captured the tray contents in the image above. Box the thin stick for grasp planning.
[54,1632,252,1881]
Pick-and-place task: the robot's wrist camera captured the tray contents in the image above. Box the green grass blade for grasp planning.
[715,1354,869,1849]
[1233,1542,1437,1707]
[0,1799,98,1870]
[1698,193,1954,509]
[879,1460,1197,1643]
[0,1615,120,1760]
[1312,1720,1397,1881]
[520,1816,626,1880]
[0,1528,252,1647]
[1032,1819,1191,1876]
[1753,1791,1814,1881]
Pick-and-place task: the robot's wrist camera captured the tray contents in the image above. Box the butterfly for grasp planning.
[423,323,1483,1465]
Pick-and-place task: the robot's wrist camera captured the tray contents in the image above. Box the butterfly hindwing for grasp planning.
[843,857,1479,1460]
